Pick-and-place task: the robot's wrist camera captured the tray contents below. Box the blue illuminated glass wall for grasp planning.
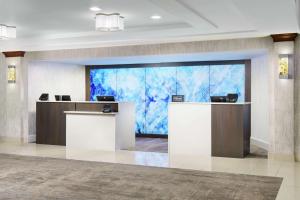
[145,67,176,134]
[117,68,145,134]
[90,64,245,135]
[209,65,245,102]
[176,66,210,102]
[90,69,117,101]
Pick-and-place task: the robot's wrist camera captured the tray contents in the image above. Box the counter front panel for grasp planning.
[211,104,250,158]
[36,101,119,145]
[76,103,118,112]
[169,102,251,158]
[36,102,76,145]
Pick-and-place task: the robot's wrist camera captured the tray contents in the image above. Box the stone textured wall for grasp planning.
[295,36,300,161]
[27,37,273,61]
[0,54,7,139]
[271,47,294,160]
[0,55,28,142]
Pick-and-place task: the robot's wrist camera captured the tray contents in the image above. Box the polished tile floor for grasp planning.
[0,141,299,200]
[135,137,168,153]
[134,137,268,158]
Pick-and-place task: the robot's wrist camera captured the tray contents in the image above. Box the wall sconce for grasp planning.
[279,54,293,79]
[8,65,16,83]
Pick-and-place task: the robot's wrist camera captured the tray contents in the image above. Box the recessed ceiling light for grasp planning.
[90,6,102,12]
[151,15,161,20]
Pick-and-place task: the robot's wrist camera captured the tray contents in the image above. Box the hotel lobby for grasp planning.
[0,0,300,199]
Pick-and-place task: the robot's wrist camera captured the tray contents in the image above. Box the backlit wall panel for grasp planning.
[145,67,176,134]
[210,64,245,102]
[90,64,246,135]
[90,69,117,101]
[176,66,210,102]
[117,68,146,134]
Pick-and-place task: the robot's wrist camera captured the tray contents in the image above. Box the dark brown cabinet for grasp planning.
[211,104,251,158]
[36,102,76,145]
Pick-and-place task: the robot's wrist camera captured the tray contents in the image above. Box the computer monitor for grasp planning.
[210,96,227,102]
[62,95,71,101]
[97,96,115,102]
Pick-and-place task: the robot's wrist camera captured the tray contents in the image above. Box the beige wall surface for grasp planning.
[27,37,273,62]
[271,46,294,160]
[0,54,7,139]
[295,36,300,161]
[0,55,28,142]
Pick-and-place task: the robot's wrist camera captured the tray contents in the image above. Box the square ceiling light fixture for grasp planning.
[95,13,124,31]
[0,24,16,40]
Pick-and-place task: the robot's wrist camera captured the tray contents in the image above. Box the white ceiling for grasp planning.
[0,0,299,52]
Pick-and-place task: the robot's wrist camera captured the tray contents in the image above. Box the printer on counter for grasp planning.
[210,93,238,103]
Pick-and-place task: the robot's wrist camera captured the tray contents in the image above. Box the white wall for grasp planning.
[0,54,7,139]
[28,61,85,141]
[251,55,270,150]
[295,36,300,161]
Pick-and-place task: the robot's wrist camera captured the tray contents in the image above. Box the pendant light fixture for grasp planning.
[0,24,16,39]
[95,13,124,31]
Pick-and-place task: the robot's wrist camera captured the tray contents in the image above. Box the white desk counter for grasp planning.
[65,102,135,151]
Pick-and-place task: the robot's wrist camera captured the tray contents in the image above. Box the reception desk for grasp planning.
[65,103,134,151]
[36,101,135,151]
[169,102,251,158]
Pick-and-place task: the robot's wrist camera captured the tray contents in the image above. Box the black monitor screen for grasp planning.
[97,96,115,102]
[62,95,71,101]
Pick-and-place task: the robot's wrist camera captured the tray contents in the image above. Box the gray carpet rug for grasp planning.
[0,154,282,200]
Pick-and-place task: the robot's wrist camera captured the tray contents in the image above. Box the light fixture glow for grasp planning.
[151,15,161,20]
[279,54,293,79]
[95,13,124,31]
[0,24,16,40]
[90,6,101,12]
[8,65,16,83]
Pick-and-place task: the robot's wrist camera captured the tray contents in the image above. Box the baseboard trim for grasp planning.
[268,153,295,161]
[295,153,300,162]
[0,136,22,144]
[251,137,269,150]
[28,135,36,143]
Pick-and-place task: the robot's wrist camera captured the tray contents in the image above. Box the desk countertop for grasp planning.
[169,102,251,105]
[37,101,119,103]
[64,111,117,115]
